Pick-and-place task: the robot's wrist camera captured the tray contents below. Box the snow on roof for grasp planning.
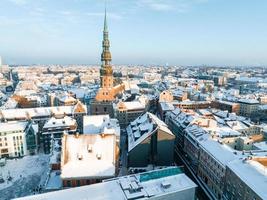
[184,123,239,165]
[122,101,145,110]
[0,98,18,109]
[216,100,237,106]
[227,158,267,200]
[0,106,74,120]
[253,141,267,151]
[15,167,196,200]
[200,137,238,165]
[43,116,76,129]
[15,177,125,200]
[198,109,212,116]
[159,102,175,111]
[213,115,226,125]
[213,110,229,118]
[0,121,28,133]
[127,112,174,152]
[215,127,242,138]
[69,88,86,99]
[61,134,116,179]
[238,99,259,104]
[83,115,120,137]
[45,170,62,190]
[226,121,248,130]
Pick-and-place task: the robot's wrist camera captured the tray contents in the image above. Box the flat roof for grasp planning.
[227,158,267,200]
[14,167,197,200]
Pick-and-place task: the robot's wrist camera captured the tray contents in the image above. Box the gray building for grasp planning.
[127,112,175,167]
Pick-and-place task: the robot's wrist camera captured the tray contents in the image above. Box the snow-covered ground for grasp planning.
[0,154,50,200]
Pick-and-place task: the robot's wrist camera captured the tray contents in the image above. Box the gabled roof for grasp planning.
[127,112,174,152]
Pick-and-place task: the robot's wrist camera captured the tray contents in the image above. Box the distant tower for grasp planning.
[90,4,125,117]
[100,8,113,89]
[94,6,116,102]
[0,56,2,66]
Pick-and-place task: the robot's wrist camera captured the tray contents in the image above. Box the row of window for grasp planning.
[0,130,23,136]
[0,143,8,147]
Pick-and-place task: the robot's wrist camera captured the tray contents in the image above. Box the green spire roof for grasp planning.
[104,4,108,32]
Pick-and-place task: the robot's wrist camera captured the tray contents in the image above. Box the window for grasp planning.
[77,180,81,186]
[67,180,71,187]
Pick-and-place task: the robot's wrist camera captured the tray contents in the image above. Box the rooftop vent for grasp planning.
[96,153,102,160]
[87,144,93,153]
[77,153,83,160]
[161,181,171,189]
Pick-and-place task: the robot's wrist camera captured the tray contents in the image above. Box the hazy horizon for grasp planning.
[1,0,267,66]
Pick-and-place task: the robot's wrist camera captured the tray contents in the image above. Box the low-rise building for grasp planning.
[173,100,211,110]
[83,115,120,143]
[0,121,37,158]
[60,133,117,187]
[238,99,259,117]
[115,100,146,128]
[212,100,240,114]
[158,102,175,121]
[42,116,77,154]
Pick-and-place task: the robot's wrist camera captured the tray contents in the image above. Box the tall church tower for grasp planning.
[95,7,115,102]
[100,9,113,89]
[90,5,125,116]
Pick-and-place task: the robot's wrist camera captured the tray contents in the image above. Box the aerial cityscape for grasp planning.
[0,0,267,200]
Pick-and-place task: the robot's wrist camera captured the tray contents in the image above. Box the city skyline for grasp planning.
[0,0,267,66]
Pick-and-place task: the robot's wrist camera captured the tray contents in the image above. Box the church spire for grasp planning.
[100,2,113,88]
[104,4,108,33]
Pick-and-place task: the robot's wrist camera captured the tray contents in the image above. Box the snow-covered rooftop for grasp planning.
[0,121,28,133]
[227,157,267,200]
[199,138,238,165]
[226,121,248,130]
[159,102,175,111]
[119,101,145,110]
[253,141,267,151]
[14,167,197,200]
[127,112,174,152]
[0,106,74,120]
[43,116,76,129]
[61,134,116,179]
[83,115,120,137]
[238,99,259,104]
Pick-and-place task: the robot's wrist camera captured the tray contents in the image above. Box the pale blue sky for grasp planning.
[0,0,267,65]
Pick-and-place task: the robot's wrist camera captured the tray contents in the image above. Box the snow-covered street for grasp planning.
[0,155,50,200]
